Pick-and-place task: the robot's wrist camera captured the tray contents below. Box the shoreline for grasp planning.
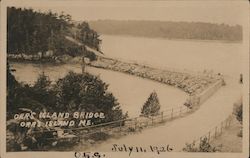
[9,55,223,107]
[8,57,226,151]
[100,34,242,44]
[89,56,222,96]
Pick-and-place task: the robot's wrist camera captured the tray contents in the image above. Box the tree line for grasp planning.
[7,63,128,150]
[89,20,242,41]
[7,63,126,123]
[7,7,101,59]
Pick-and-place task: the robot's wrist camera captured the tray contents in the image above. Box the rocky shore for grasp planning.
[90,56,223,96]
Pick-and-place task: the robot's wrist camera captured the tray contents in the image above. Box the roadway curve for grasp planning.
[87,77,241,152]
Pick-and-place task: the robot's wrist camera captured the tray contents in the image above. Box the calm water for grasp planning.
[11,35,243,117]
[12,63,187,118]
[101,35,243,78]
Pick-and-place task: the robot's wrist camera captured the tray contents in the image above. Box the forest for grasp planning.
[89,20,242,41]
[7,7,101,60]
[6,7,126,151]
[7,62,127,150]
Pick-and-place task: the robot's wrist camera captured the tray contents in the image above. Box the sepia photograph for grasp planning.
[0,0,249,158]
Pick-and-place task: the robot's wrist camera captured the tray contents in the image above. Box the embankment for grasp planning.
[90,56,223,97]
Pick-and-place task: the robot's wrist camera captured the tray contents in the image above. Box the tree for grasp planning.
[7,62,17,91]
[141,91,161,117]
[7,62,20,115]
[54,71,126,123]
[7,7,99,59]
[76,22,102,51]
[30,72,57,110]
[89,20,242,41]
[33,72,51,90]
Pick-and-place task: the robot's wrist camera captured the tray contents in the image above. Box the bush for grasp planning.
[127,127,136,133]
[88,132,110,141]
[237,128,242,137]
[141,91,161,117]
[233,99,242,124]
[85,51,97,61]
[183,137,221,152]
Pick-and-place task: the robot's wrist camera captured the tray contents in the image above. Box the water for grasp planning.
[11,63,187,118]
[100,35,243,78]
[11,35,243,117]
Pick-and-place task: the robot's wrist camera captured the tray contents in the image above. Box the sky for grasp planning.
[6,1,249,26]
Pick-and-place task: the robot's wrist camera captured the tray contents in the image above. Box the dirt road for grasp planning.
[89,77,242,152]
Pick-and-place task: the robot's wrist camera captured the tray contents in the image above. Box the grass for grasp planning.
[210,117,242,152]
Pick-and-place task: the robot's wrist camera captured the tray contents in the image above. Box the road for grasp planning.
[87,77,242,152]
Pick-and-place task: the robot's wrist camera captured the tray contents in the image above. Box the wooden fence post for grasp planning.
[119,120,122,132]
[199,137,202,148]
[171,108,174,119]
[151,117,154,125]
[221,122,223,135]
[215,126,217,138]
[228,118,231,127]
[161,112,164,122]
[208,131,211,143]
[135,118,138,130]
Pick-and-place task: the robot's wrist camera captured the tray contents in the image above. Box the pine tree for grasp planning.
[141,91,161,117]
[33,72,51,90]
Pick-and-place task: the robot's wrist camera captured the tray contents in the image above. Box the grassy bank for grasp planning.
[210,117,242,152]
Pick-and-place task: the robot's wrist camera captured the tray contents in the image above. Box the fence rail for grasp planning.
[27,65,224,145]
[187,115,233,149]
[32,105,192,136]
[31,79,223,140]
[73,105,193,140]
[27,78,224,150]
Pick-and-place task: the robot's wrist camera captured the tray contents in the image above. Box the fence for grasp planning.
[31,81,224,143]
[196,79,224,105]
[32,105,192,140]
[188,79,224,107]
[27,59,224,147]
[187,115,233,149]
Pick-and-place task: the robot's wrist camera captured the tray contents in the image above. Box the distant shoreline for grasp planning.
[89,20,242,43]
[7,55,83,65]
[100,34,242,44]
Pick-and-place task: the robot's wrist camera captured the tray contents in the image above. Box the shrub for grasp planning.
[183,137,221,152]
[88,132,110,141]
[237,128,242,137]
[233,99,242,124]
[127,127,136,133]
[141,91,161,117]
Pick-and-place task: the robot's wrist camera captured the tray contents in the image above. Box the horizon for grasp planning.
[6,1,247,26]
[85,19,242,27]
